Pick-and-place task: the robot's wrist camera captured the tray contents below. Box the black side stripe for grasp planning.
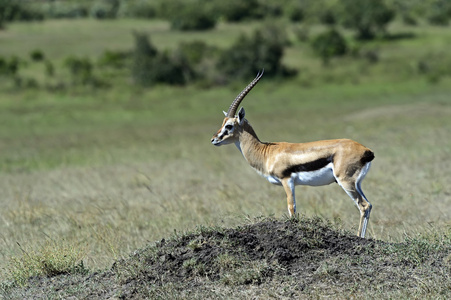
[282,156,333,178]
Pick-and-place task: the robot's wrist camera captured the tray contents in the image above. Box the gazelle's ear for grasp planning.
[238,107,245,125]
[223,111,228,117]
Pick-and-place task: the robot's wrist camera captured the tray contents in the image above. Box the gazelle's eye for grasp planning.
[225,125,233,130]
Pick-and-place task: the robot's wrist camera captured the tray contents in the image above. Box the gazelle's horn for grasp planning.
[226,70,264,117]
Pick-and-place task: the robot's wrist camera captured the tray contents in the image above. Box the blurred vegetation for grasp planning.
[218,25,295,80]
[1,0,451,30]
[0,0,44,29]
[0,55,19,76]
[168,1,217,31]
[1,0,449,26]
[131,32,194,86]
[1,0,451,89]
[311,29,348,65]
[339,0,395,40]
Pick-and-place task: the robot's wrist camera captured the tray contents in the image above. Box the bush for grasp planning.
[40,2,89,19]
[152,51,193,85]
[416,51,451,84]
[170,4,216,31]
[0,0,44,28]
[320,9,336,25]
[311,29,348,64]
[287,7,304,22]
[258,1,283,18]
[131,32,193,86]
[30,49,45,62]
[173,40,218,85]
[131,32,158,86]
[362,49,379,64]
[338,0,395,40]
[218,25,294,80]
[64,56,99,86]
[116,0,157,19]
[0,55,19,76]
[98,50,130,68]
[423,0,451,26]
[427,8,450,26]
[90,0,120,19]
[65,56,92,77]
[402,13,418,26]
[286,3,304,22]
[293,25,310,42]
[177,41,211,66]
[13,76,39,89]
[217,0,262,22]
[45,60,54,77]
[0,0,9,28]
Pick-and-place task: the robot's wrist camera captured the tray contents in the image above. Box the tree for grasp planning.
[311,29,347,65]
[339,0,395,40]
[131,32,158,86]
[131,32,193,86]
[169,1,216,31]
[218,25,293,80]
[0,0,10,29]
[0,0,44,29]
[217,0,261,22]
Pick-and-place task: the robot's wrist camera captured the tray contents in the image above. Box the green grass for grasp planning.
[0,19,260,60]
[5,239,88,286]
[0,18,451,285]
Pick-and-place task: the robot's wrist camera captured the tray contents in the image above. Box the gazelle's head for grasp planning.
[211,70,264,146]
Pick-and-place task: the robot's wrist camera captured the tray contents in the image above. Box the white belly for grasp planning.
[258,163,335,187]
[293,163,335,186]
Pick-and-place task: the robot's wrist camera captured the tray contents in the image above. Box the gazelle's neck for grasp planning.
[235,120,268,173]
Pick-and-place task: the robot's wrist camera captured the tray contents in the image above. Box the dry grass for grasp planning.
[4,216,450,298]
[1,88,450,280]
[0,19,451,287]
[6,239,88,286]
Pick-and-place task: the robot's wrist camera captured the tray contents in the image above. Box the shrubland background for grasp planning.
[0,0,450,285]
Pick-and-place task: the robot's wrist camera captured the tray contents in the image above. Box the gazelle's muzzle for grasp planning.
[211,135,222,146]
[211,123,229,146]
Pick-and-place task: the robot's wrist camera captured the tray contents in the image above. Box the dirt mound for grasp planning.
[119,217,376,285]
[3,216,450,299]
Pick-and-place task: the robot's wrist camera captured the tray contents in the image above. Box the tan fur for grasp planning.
[212,116,374,238]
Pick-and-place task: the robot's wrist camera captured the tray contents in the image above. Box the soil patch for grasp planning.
[3,216,450,299]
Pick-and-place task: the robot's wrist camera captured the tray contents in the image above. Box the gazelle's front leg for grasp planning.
[281,177,296,217]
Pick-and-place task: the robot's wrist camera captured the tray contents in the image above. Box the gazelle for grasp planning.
[211,71,375,238]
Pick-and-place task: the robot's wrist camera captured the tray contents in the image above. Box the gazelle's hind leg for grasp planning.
[335,162,372,238]
[356,163,372,237]
[281,177,296,217]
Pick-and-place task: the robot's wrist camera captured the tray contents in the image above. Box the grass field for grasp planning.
[0,18,451,291]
